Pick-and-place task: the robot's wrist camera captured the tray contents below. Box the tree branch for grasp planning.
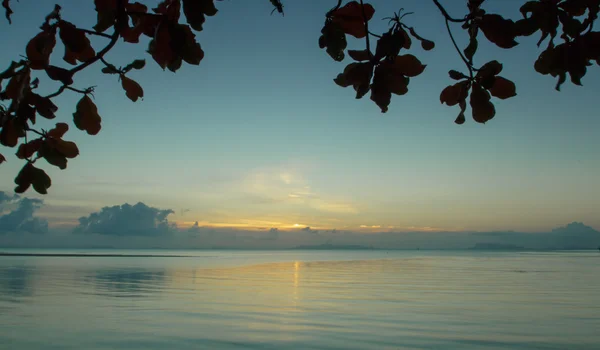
[432,0,468,23]
[445,19,473,78]
[69,0,125,75]
[326,0,343,17]
[359,0,371,56]
[79,28,113,39]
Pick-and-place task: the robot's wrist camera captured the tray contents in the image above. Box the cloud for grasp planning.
[0,192,48,234]
[74,202,175,236]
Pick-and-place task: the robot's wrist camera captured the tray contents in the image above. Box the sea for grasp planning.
[0,249,599,350]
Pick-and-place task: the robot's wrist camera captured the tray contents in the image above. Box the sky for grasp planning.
[0,0,599,240]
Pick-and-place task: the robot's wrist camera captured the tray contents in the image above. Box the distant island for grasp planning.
[469,243,527,251]
[293,243,377,250]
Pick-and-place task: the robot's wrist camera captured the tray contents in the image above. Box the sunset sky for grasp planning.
[0,0,598,234]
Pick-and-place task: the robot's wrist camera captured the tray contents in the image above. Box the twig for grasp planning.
[432,0,468,23]
[445,19,473,78]
[326,0,343,17]
[368,31,382,38]
[69,0,124,75]
[79,28,113,39]
[359,0,371,56]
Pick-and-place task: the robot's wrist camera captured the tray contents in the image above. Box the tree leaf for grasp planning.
[73,95,102,135]
[464,36,478,62]
[53,139,79,159]
[31,94,58,120]
[0,118,19,147]
[16,139,43,159]
[15,163,51,194]
[334,62,374,99]
[348,49,371,62]
[2,0,13,24]
[182,0,218,32]
[448,70,468,80]
[45,65,74,85]
[489,76,517,99]
[94,0,117,32]
[26,30,57,70]
[47,122,69,139]
[477,60,503,78]
[479,14,519,49]
[319,21,347,62]
[392,54,426,77]
[58,21,96,64]
[0,153,5,164]
[38,141,67,169]
[455,100,467,125]
[331,1,375,39]
[123,59,146,72]
[170,24,204,65]
[121,76,144,102]
[470,83,496,123]
[440,81,469,106]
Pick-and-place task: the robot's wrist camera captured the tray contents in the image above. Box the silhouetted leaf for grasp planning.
[392,54,426,77]
[15,163,51,194]
[477,60,503,79]
[331,1,375,38]
[334,62,374,99]
[0,118,18,147]
[319,21,347,62]
[52,139,79,159]
[407,27,435,51]
[26,30,56,70]
[0,153,5,164]
[489,76,517,99]
[38,141,67,169]
[464,37,478,62]
[16,139,43,159]
[73,95,102,135]
[121,76,144,102]
[479,14,519,49]
[2,0,13,24]
[148,24,176,69]
[455,100,467,125]
[4,70,30,100]
[101,64,120,74]
[440,81,469,106]
[45,65,74,85]
[30,94,58,120]
[59,21,96,64]
[470,83,496,123]
[123,59,146,72]
[374,29,404,61]
[47,122,69,139]
[182,0,218,31]
[348,49,371,62]
[370,62,410,113]
[448,70,468,80]
[94,0,117,32]
[170,24,205,66]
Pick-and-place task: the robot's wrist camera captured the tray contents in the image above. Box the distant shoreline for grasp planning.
[0,252,192,258]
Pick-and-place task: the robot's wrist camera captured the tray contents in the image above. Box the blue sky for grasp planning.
[0,0,598,233]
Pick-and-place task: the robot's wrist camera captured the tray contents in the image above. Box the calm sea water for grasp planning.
[1,249,599,350]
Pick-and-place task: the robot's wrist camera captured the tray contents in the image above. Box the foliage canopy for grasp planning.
[1,0,599,194]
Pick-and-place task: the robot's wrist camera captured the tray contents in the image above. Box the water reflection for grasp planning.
[0,265,34,301]
[83,268,167,297]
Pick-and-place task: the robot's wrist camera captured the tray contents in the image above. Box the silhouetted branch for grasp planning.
[70,0,124,75]
[79,28,113,39]
[445,19,473,78]
[326,0,343,17]
[360,0,372,57]
[432,0,467,23]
